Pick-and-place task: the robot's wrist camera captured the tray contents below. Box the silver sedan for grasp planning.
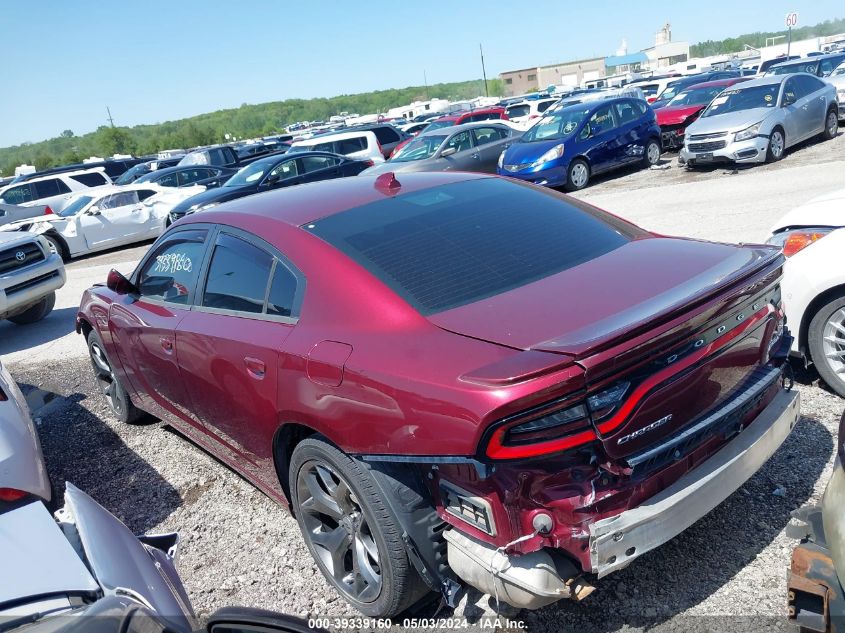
[680,73,838,166]
[363,121,521,175]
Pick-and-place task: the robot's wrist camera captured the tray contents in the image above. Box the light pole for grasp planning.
[479,43,489,97]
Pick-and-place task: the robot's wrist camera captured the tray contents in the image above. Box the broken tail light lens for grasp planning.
[587,381,630,421]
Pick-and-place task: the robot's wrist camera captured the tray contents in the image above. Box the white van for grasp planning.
[290,130,385,164]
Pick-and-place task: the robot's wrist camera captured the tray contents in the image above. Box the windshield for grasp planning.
[58,196,93,217]
[422,120,455,132]
[391,135,447,162]
[703,84,780,116]
[522,107,590,142]
[667,86,725,107]
[655,81,687,102]
[833,62,845,76]
[115,164,149,185]
[224,160,272,187]
[768,61,818,75]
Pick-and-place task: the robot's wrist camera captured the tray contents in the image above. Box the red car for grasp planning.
[389,107,508,157]
[78,172,799,616]
[655,78,750,149]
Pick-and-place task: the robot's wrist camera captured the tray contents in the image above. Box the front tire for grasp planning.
[766,127,785,163]
[822,108,838,140]
[808,294,845,398]
[290,437,422,617]
[86,330,146,423]
[565,158,590,191]
[643,139,661,167]
[8,292,55,325]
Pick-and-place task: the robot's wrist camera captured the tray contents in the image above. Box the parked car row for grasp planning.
[3,89,843,630]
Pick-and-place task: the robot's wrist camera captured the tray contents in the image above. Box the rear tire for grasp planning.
[86,330,146,423]
[8,292,55,325]
[808,294,845,398]
[565,159,590,191]
[766,127,785,163]
[822,108,838,140]
[643,139,661,167]
[290,437,425,617]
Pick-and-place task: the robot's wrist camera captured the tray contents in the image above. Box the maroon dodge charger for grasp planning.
[77,172,800,616]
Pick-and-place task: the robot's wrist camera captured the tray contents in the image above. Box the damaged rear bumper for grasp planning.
[590,388,799,577]
[443,388,800,609]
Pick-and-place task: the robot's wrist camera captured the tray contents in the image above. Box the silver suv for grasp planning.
[0,232,66,325]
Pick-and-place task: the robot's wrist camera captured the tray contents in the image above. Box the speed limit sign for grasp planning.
[785,12,798,28]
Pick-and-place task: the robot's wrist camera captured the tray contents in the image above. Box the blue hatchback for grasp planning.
[497,97,662,191]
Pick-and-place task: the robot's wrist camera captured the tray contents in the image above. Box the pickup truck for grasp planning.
[0,232,65,325]
[177,144,288,169]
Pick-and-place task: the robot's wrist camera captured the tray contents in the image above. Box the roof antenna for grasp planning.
[375,172,402,196]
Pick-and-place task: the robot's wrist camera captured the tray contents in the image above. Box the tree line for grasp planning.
[0,79,503,176]
[690,17,845,58]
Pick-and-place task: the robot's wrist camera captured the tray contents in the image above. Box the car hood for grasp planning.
[656,105,705,126]
[503,138,571,166]
[0,230,46,246]
[429,236,781,357]
[171,185,251,214]
[686,107,773,135]
[769,187,845,234]
[0,362,51,501]
[63,482,195,631]
[825,74,845,89]
[0,501,100,608]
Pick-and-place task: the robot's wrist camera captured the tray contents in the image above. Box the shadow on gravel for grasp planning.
[521,412,833,633]
[19,382,182,533]
[0,307,78,355]
[790,357,842,399]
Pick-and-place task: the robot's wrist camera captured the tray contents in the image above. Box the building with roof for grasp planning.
[500,23,689,93]
[499,57,605,96]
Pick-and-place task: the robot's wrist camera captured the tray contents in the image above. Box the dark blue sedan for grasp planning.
[497,97,662,191]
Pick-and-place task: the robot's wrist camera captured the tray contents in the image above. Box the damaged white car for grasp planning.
[0,184,203,260]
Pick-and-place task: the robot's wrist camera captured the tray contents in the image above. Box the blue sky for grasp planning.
[1,0,840,147]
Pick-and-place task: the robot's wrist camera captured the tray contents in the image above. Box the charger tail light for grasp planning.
[0,488,28,502]
[485,382,631,460]
[43,206,54,215]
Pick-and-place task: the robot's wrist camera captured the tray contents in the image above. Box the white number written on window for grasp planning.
[153,252,193,274]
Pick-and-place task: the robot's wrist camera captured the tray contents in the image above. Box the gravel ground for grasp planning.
[4,137,845,631]
[14,356,842,633]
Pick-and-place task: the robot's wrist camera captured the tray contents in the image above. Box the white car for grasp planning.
[767,188,845,397]
[504,98,559,129]
[0,184,200,260]
[289,129,385,164]
[0,168,112,226]
[826,60,845,120]
[399,121,431,136]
